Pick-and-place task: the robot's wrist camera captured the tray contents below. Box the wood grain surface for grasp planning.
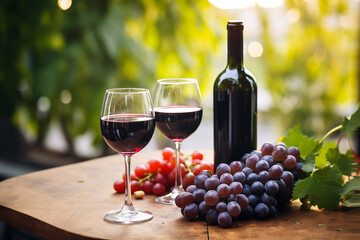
[0,150,359,240]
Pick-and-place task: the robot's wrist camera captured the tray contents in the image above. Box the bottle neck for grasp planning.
[227,27,244,69]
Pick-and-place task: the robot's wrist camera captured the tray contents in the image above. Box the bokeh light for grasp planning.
[248,42,263,58]
[58,0,72,11]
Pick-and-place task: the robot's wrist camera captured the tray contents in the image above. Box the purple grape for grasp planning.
[194,174,208,189]
[216,201,227,213]
[236,194,249,210]
[230,161,243,175]
[216,163,231,178]
[233,171,246,185]
[255,160,270,173]
[281,171,294,187]
[250,181,265,195]
[184,203,198,220]
[247,172,259,185]
[291,169,299,181]
[229,182,243,195]
[227,194,236,202]
[274,179,286,193]
[251,150,263,160]
[246,154,259,171]
[205,176,220,191]
[198,201,210,214]
[269,165,283,179]
[242,184,251,196]
[242,167,253,176]
[272,146,287,162]
[288,146,300,160]
[204,190,220,206]
[217,183,231,198]
[206,208,218,225]
[193,189,206,203]
[227,201,241,217]
[199,170,212,178]
[261,142,274,156]
[265,180,279,196]
[175,192,194,208]
[261,155,275,166]
[258,171,270,184]
[220,173,234,185]
[268,205,277,217]
[242,153,251,162]
[275,142,287,149]
[217,212,232,228]
[260,192,274,206]
[241,205,254,219]
[248,194,259,207]
[283,155,297,170]
[255,203,269,218]
[186,185,197,194]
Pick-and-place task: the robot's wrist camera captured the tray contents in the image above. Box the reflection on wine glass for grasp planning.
[153,78,202,204]
[100,88,155,223]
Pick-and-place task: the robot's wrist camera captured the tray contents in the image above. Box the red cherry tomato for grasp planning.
[141,180,154,194]
[152,183,166,196]
[134,165,148,179]
[153,172,168,186]
[160,160,172,175]
[162,147,175,161]
[113,180,125,193]
[192,151,203,160]
[192,164,202,176]
[147,159,162,173]
[130,180,141,194]
[200,162,213,173]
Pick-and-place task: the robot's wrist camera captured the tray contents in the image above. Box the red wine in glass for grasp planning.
[155,105,202,142]
[100,114,155,156]
[153,78,202,205]
[100,88,155,224]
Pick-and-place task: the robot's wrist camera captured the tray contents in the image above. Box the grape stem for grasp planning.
[319,125,343,144]
[137,170,159,184]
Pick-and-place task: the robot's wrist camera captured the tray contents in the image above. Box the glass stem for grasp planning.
[124,155,133,207]
[174,141,182,188]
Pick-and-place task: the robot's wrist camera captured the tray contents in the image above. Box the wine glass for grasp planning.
[153,78,203,204]
[100,88,155,223]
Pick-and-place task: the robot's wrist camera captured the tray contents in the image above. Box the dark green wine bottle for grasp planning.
[213,20,257,169]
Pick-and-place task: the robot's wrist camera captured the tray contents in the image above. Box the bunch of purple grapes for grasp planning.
[240,142,303,219]
[174,142,304,228]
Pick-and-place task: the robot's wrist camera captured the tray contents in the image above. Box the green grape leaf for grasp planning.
[342,176,360,196]
[302,153,316,173]
[315,142,337,169]
[292,166,343,210]
[342,106,360,138]
[326,148,357,176]
[282,125,320,158]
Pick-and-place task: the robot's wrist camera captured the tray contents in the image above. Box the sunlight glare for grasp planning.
[287,9,301,23]
[58,0,72,11]
[256,0,284,8]
[208,0,256,9]
[248,42,263,58]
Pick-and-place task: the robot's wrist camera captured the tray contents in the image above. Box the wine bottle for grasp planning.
[213,20,257,169]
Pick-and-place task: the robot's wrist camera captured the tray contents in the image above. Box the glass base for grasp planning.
[104,209,153,224]
[155,186,184,205]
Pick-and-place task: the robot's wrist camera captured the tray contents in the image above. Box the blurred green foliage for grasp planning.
[0,0,358,157]
[0,0,225,155]
[252,0,358,136]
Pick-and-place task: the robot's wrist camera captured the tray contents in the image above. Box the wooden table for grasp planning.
[0,150,359,240]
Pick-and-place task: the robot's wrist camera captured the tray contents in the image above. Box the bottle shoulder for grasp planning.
[214,66,257,90]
